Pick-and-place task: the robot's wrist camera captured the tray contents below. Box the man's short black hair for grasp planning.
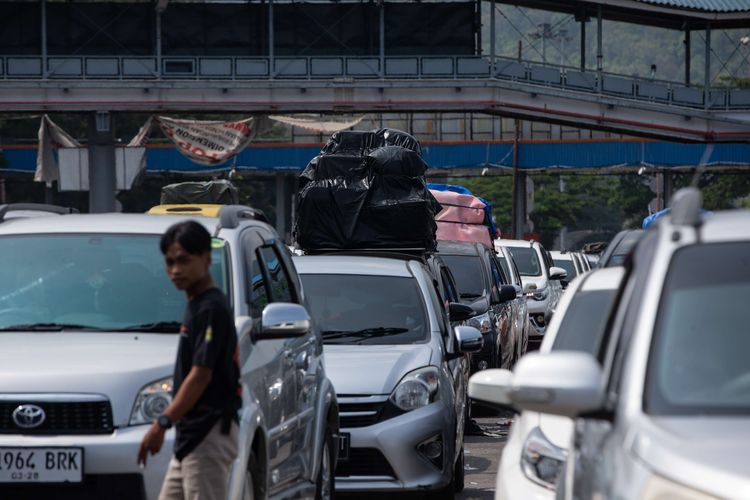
[160,220,212,255]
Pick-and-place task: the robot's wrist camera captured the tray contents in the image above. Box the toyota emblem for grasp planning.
[12,404,46,429]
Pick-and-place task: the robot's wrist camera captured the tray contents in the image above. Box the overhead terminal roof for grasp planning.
[634,0,750,12]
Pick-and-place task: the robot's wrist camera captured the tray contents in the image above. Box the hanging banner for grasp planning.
[35,115,81,186]
[156,116,255,166]
[268,115,365,133]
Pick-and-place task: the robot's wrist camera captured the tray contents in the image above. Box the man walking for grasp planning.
[138,220,241,500]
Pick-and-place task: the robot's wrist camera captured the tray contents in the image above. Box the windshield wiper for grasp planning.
[322,327,409,342]
[0,322,106,332]
[120,321,182,333]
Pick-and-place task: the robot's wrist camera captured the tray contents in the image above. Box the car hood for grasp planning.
[633,415,750,497]
[324,344,433,395]
[0,332,178,426]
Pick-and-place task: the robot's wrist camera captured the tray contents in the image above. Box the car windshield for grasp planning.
[553,259,577,279]
[439,254,486,299]
[0,234,230,332]
[299,273,429,345]
[645,242,750,415]
[506,246,542,276]
[551,289,616,355]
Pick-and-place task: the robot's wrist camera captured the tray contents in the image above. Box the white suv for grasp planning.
[0,204,338,500]
[495,239,566,346]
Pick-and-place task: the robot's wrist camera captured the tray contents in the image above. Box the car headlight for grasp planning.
[521,427,567,490]
[129,377,173,426]
[389,366,440,411]
[641,473,719,500]
[532,288,549,301]
[468,312,491,333]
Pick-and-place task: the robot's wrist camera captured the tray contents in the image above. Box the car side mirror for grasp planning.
[449,302,475,322]
[468,368,518,413]
[510,351,604,417]
[496,285,517,303]
[523,282,537,294]
[257,303,310,341]
[549,266,568,281]
[454,325,483,354]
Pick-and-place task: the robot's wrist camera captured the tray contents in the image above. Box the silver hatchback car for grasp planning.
[0,204,338,500]
[294,253,482,498]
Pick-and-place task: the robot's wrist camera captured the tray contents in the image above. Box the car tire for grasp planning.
[453,448,465,493]
[315,426,335,500]
[242,445,265,500]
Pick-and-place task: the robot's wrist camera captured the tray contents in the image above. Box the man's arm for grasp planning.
[137,365,212,465]
[163,365,212,423]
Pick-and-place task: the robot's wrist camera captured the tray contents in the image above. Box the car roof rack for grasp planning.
[669,187,703,227]
[213,205,269,236]
[302,248,431,263]
[0,203,79,222]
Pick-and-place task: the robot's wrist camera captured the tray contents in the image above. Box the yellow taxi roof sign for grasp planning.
[147,204,224,217]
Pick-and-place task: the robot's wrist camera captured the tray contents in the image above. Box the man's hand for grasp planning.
[137,421,166,466]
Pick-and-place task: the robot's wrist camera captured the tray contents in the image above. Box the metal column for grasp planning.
[704,24,711,109]
[596,6,603,81]
[269,0,275,78]
[88,112,117,213]
[684,29,691,86]
[490,0,496,75]
[41,0,47,78]
[580,13,586,70]
[275,172,287,240]
[663,171,674,207]
[155,11,163,78]
[511,120,525,239]
[379,1,385,78]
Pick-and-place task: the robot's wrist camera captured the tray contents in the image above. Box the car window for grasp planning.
[440,254,487,299]
[505,246,541,277]
[496,255,512,283]
[645,242,750,415]
[0,233,229,331]
[551,289,617,355]
[299,274,429,345]
[439,267,459,304]
[553,259,577,279]
[258,245,295,303]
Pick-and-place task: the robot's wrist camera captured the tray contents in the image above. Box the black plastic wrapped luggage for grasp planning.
[295,129,440,252]
[160,180,239,205]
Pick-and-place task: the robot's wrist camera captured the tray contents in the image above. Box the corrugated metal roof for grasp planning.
[635,0,750,13]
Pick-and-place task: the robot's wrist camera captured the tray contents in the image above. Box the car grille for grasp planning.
[1,473,145,500]
[338,401,404,428]
[336,448,395,478]
[0,400,115,435]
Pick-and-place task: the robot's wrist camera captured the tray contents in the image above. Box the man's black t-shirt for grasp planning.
[173,287,241,460]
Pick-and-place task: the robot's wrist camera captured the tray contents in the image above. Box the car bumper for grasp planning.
[336,399,454,492]
[0,426,173,500]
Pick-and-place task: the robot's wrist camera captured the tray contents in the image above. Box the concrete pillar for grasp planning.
[275,172,286,240]
[580,13,586,70]
[490,0,496,75]
[88,112,117,213]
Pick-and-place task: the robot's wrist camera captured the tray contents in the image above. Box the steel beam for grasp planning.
[684,29,691,86]
[704,24,711,109]
[41,0,47,79]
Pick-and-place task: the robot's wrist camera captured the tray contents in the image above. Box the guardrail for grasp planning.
[2,54,749,110]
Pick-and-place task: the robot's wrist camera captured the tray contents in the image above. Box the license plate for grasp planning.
[0,447,83,483]
[337,433,350,462]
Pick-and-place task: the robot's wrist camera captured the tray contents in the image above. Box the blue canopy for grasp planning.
[427,183,499,237]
